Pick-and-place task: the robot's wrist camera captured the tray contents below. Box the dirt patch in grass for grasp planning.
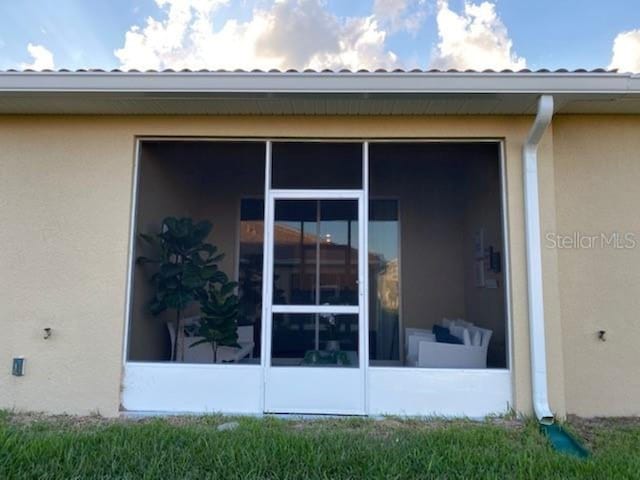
[2,410,527,435]
[1,411,230,430]
[0,411,528,431]
[566,415,640,448]
[7,410,626,444]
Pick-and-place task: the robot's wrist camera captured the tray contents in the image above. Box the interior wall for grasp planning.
[461,149,507,367]
[371,145,466,333]
[129,142,264,362]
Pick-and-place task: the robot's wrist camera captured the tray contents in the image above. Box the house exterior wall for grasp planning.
[553,116,640,417]
[0,114,566,417]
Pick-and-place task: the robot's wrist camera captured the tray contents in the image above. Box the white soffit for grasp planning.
[0,71,639,115]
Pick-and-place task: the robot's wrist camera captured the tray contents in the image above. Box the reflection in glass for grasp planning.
[368,199,400,363]
[271,313,359,367]
[319,200,358,305]
[273,200,317,305]
[273,200,358,306]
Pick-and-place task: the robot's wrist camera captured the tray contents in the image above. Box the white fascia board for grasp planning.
[0,72,639,95]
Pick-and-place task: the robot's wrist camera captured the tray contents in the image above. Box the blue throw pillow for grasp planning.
[432,325,464,345]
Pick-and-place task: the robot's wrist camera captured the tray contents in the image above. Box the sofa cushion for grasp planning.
[471,329,482,347]
[449,325,472,346]
[432,325,463,345]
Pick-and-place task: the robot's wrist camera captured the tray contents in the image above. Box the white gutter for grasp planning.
[0,71,639,94]
[523,95,555,425]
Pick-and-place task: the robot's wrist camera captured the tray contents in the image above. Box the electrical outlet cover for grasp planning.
[12,357,25,376]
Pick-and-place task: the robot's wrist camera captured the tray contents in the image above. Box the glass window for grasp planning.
[273,199,359,306]
[368,199,401,364]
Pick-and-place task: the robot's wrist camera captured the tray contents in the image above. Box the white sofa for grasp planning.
[404,327,436,366]
[405,320,492,369]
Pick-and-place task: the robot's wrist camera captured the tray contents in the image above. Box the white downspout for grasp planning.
[523,95,555,425]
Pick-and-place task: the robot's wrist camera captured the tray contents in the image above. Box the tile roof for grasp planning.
[0,68,620,74]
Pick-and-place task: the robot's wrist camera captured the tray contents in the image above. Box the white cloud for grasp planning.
[429,0,525,71]
[608,29,640,72]
[115,0,400,71]
[373,0,429,35]
[20,43,55,70]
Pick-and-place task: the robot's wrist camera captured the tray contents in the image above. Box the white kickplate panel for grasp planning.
[368,368,512,417]
[265,367,365,415]
[122,363,262,414]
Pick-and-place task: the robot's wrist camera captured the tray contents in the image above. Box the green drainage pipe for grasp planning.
[540,423,590,458]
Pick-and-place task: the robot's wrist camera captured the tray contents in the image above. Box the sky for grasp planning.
[1,0,639,72]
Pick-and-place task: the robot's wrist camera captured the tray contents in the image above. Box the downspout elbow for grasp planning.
[523,95,555,425]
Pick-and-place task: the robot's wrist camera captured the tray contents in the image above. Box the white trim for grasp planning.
[121,138,141,365]
[259,141,272,410]
[499,141,514,372]
[125,361,262,369]
[362,141,370,413]
[269,189,364,199]
[131,137,506,144]
[1,71,638,94]
[271,305,359,314]
[263,186,275,369]
[358,186,366,373]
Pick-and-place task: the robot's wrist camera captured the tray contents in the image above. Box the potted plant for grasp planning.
[325,314,341,352]
[137,217,223,362]
[192,271,240,362]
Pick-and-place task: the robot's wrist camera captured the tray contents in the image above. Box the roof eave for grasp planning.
[1,71,639,95]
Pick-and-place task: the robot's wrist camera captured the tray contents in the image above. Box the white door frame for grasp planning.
[262,189,367,414]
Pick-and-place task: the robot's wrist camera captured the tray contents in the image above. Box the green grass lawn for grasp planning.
[1,411,639,479]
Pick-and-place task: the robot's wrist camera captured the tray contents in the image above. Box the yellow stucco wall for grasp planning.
[0,115,566,417]
[553,116,640,417]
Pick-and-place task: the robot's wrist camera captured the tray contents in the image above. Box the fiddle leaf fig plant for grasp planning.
[137,217,224,362]
[192,271,240,363]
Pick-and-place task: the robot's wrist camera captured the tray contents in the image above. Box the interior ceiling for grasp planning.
[1,92,640,115]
